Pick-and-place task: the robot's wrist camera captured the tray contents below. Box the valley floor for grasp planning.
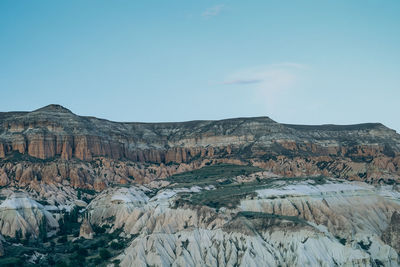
[0,164,399,266]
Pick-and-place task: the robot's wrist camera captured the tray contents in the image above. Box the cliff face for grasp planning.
[84,179,399,266]
[0,104,399,188]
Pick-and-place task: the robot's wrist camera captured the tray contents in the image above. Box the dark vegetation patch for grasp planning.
[0,256,23,267]
[385,178,397,185]
[0,151,57,164]
[335,236,347,246]
[1,212,134,267]
[383,144,396,157]
[171,164,330,210]
[176,182,260,209]
[358,240,371,251]
[37,199,51,206]
[167,163,263,188]
[58,207,80,236]
[77,188,97,196]
[223,211,310,235]
[237,211,309,225]
[311,176,328,185]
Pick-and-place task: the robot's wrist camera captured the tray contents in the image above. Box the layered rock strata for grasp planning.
[0,105,399,188]
[83,180,399,266]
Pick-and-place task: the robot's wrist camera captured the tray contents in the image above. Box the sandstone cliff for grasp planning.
[0,104,399,188]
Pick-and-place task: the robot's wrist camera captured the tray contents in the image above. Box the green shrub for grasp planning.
[112,259,121,266]
[56,261,68,267]
[91,257,103,265]
[58,235,68,243]
[110,241,124,250]
[99,248,111,260]
[92,225,106,234]
[167,164,263,188]
[0,257,23,267]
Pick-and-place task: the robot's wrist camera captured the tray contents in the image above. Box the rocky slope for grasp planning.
[0,193,58,238]
[0,104,399,191]
[81,175,399,266]
[0,163,398,266]
[0,105,399,266]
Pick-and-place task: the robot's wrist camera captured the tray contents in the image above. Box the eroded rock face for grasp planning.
[382,211,400,253]
[240,181,399,238]
[0,157,245,190]
[79,217,94,239]
[0,169,9,187]
[0,194,58,238]
[0,105,399,188]
[120,228,372,267]
[86,186,150,229]
[84,180,399,266]
[1,105,399,265]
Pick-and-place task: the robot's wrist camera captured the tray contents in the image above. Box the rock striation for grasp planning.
[0,193,58,238]
[84,180,399,266]
[0,104,399,188]
[0,105,399,266]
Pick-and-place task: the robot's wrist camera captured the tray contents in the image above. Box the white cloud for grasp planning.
[221,63,309,113]
[222,63,307,93]
[202,4,225,18]
[222,79,263,85]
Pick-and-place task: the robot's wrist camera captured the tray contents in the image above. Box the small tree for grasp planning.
[110,241,124,250]
[69,207,79,223]
[77,246,88,257]
[23,231,32,245]
[39,216,48,242]
[15,229,22,242]
[58,235,68,243]
[99,248,111,260]
[55,260,68,267]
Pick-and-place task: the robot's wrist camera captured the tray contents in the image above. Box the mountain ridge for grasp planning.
[0,104,396,130]
[0,104,399,189]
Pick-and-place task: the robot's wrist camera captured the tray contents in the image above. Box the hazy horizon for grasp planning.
[1,1,399,133]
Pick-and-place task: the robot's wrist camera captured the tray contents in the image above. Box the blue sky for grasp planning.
[1,1,399,132]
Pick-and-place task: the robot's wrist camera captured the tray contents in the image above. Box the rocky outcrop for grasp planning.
[79,216,94,239]
[86,186,150,229]
[382,211,400,253]
[120,228,372,267]
[0,154,398,193]
[85,180,399,266]
[0,194,58,238]
[0,105,399,187]
[240,180,400,239]
[0,168,9,187]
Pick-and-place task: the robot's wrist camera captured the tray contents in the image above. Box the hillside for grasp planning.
[0,104,399,190]
[0,105,398,266]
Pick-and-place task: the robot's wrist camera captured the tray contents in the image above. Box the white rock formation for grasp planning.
[79,216,94,239]
[86,187,150,229]
[119,227,373,267]
[0,193,58,238]
[84,179,400,266]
